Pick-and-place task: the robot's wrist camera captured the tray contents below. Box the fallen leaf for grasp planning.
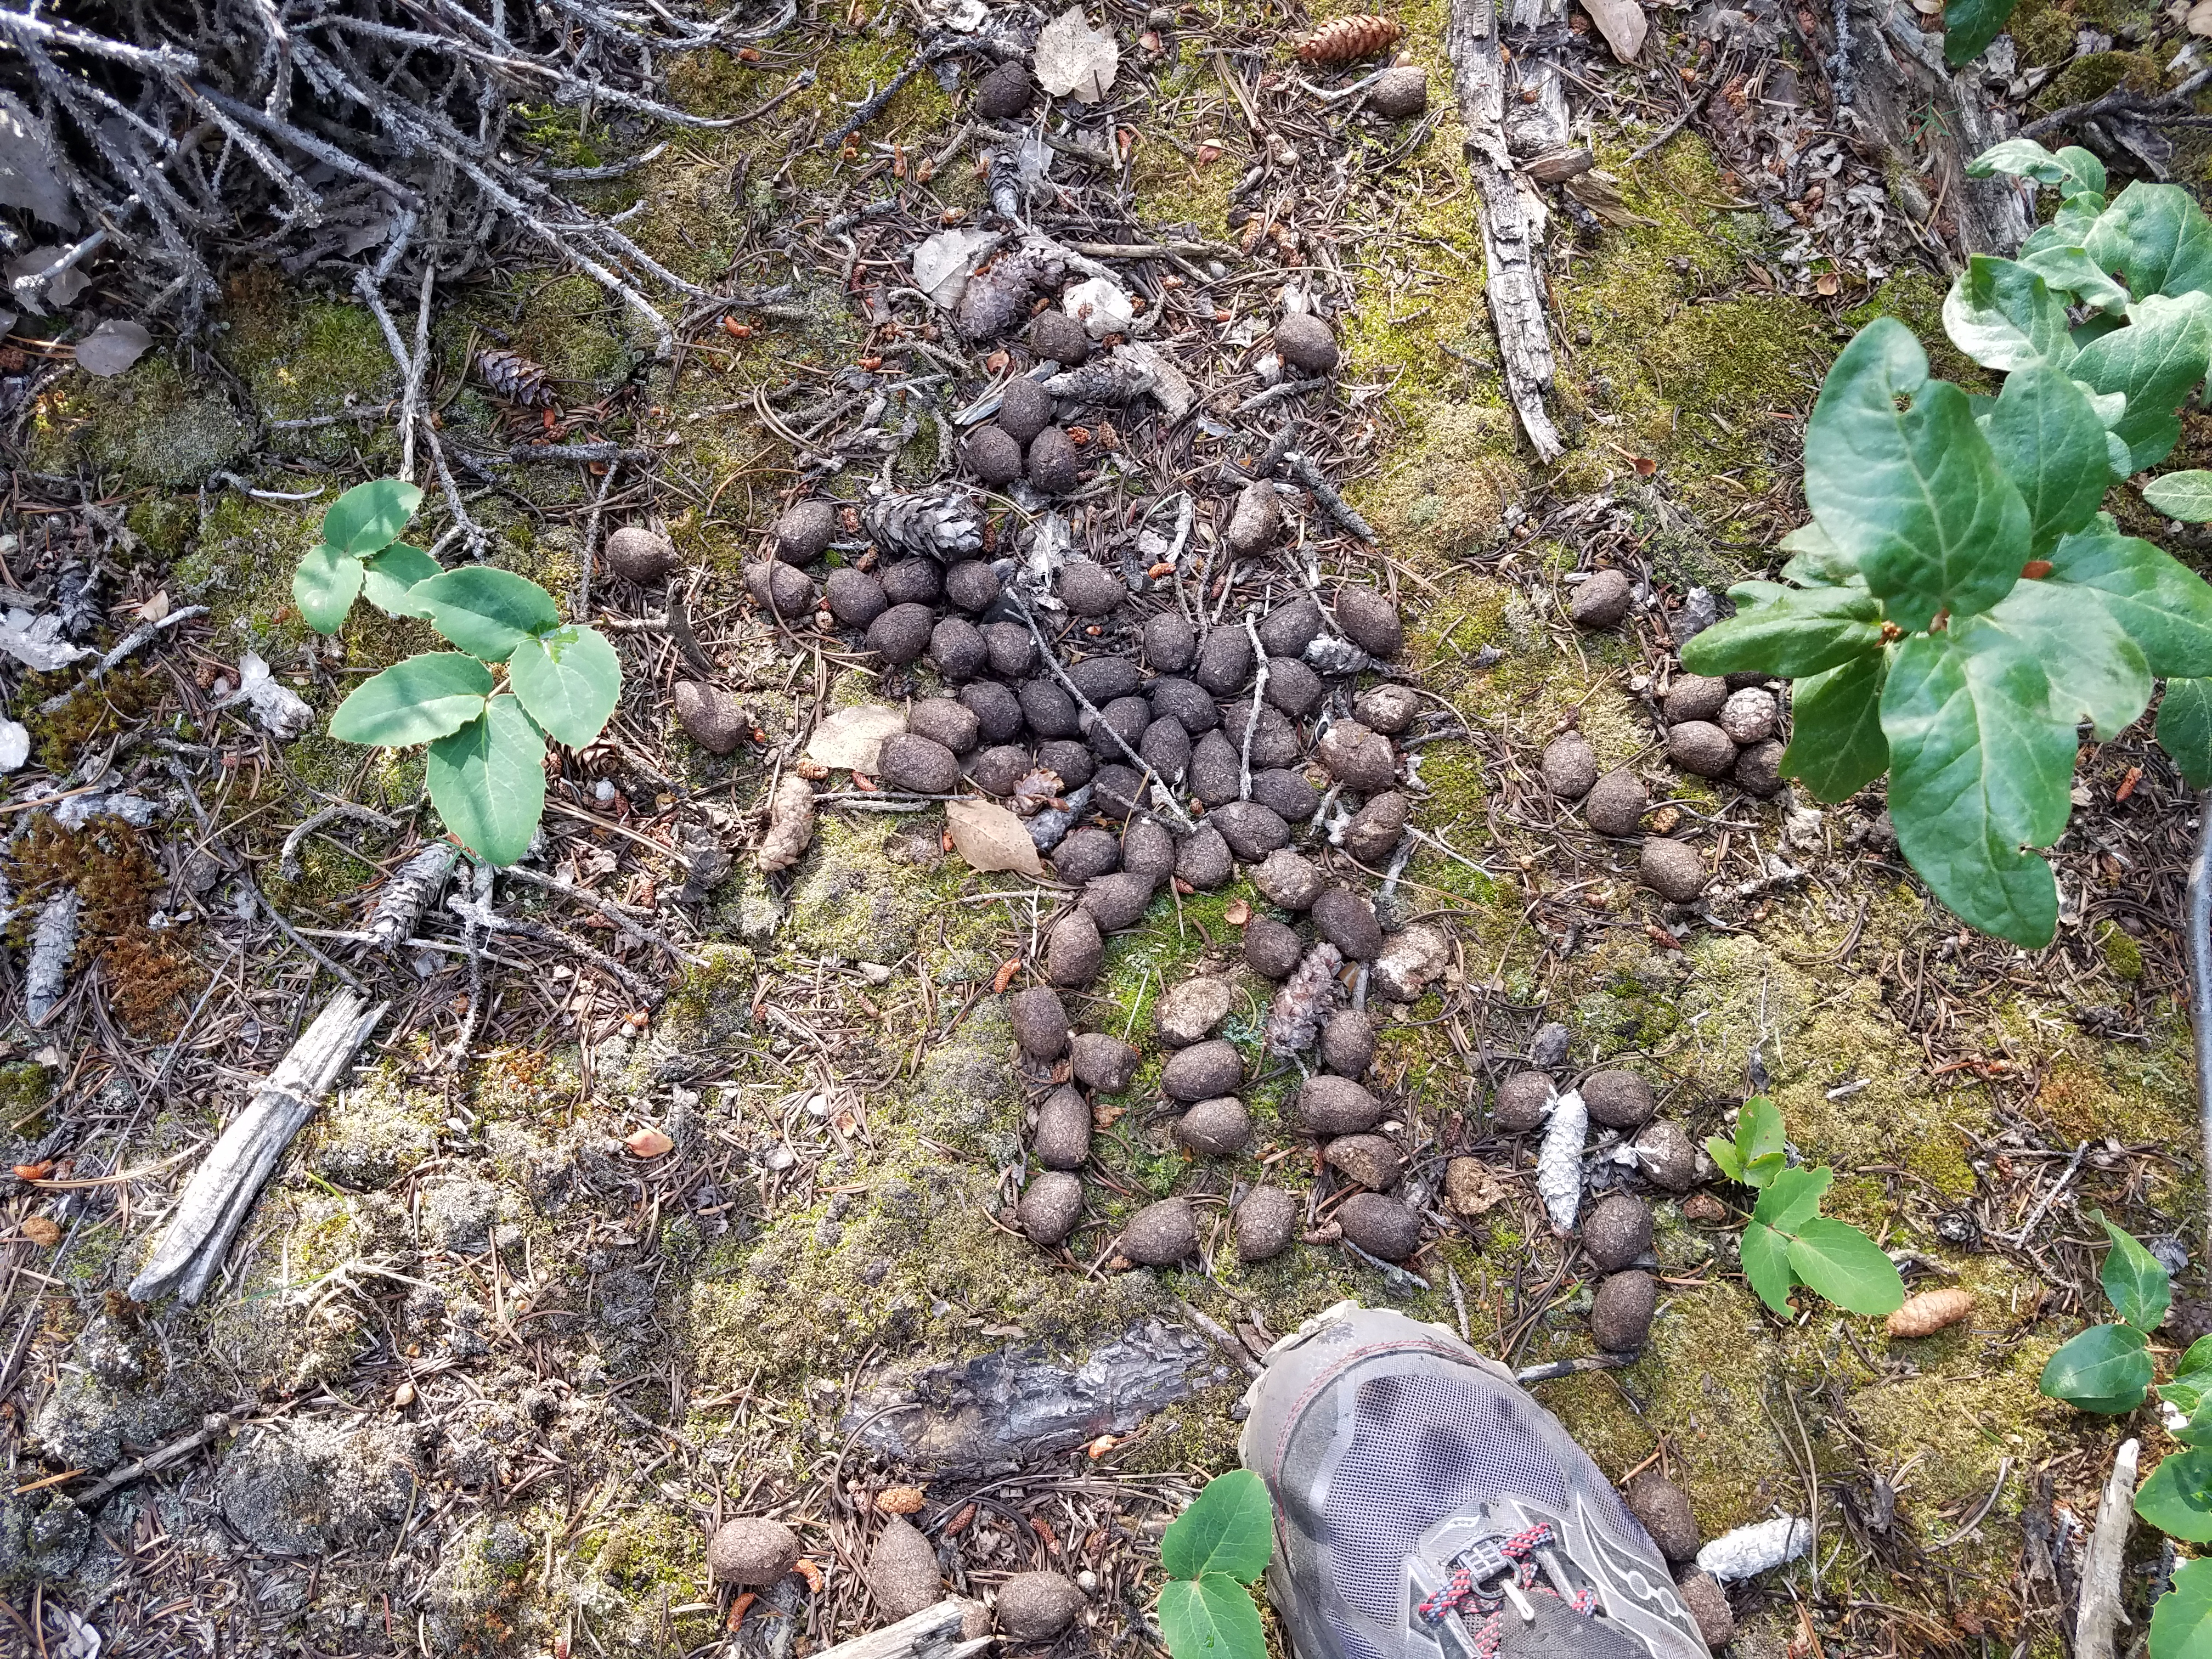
[1034,7,1120,102]
[2193,0,2212,35]
[1815,272,1840,296]
[137,591,171,622]
[806,703,906,770]
[1577,0,1647,60]
[946,797,1046,876]
[21,1215,59,1247]
[1086,1434,1119,1458]
[910,226,1003,311]
[624,1127,674,1158]
[394,1381,416,1406]
[1223,898,1251,925]
[75,319,154,378]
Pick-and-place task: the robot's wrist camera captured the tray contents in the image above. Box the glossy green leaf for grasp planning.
[2137,1449,2212,1543]
[1804,319,2031,632]
[2151,1557,2212,1659]
[2176,1391,2212,1447]
[1681,582,1886,679]
[1969,138,2104,201]
[1970,579,2152,742]
[507,624,621,748]
[1979,365,2112,552]
[413,567,562,662]
[2159,680,2212,789]
[2095,1214,2174,1331]
[2019,245,2131,314]
[2046,524,2212,679]
[2039,1322,2153,1412]
[1734,1097,1786,1187]
[1705,1134,1743,1182]
[1158,1576,1266,1659]
[294,542,364,635]
[1943,256,2074,371]
[1752,1165,1832,1234]
[1880,630,2066,948]
[2147,471,2212,523]
[1740,1220,1796,1317]
[329,653,493,747]
[2087,182,2212,301]
[361,541,442,618]
[2070,292,2212,475]
[1784,653,1891,803]
[1785,1217,1906,1316]
[1162,1470,1274,1584]
[426,695,547,866]
[320,477,424,557]
[2169,1336,2212,1406]
[1943,0,2018,65]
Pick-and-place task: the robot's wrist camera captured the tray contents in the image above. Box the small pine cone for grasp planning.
[956,245,1065,341]
[1041,352,1158,405]
[1884,1287,1974,1338]
[477,347,551,406]
[864,488,985,560]
[1297,14,1404,63]
[1266,941,1342,1055]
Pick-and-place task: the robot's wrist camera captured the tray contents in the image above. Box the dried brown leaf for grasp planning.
[758,774,817,872]
[1576,0,1647,61]
[1034,7,1119,102]
[806,704,906,771]
[945,797,1045,876]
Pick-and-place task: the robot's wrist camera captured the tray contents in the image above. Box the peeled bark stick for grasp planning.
[128,989,387,1305]
[2190,787,2212,1260]
[2076,1437,2139,1659]
[805,1599,991,1659]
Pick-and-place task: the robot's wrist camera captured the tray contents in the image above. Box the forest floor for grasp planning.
[4,0,2212,1654]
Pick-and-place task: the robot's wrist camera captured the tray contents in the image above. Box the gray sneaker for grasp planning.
[1238,1303,1709,1659]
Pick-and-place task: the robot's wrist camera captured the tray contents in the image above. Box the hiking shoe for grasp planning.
[1238,1303,1708,1659]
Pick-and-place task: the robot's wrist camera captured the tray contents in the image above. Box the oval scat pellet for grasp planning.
[1176,823,1233,888]
[1081,870,1156,932]
[1069,656,1142,703]
[1088,695,1152,761]
[774,500,837,563]
[1053,826,1121,885]
[961,681,1025,746]
[1018,679,1080,740]
[1640,838,1708,902]
[997,375,1056,445]
[1584,770,1648,837]
[1666,720,1737,778]
[962,425,1023,486]
[1037,738,1094,791]
[1274,311,1340,375]
[1569,568,1632,629]
[1735,739,1785,796]
[1582,1070,1657,1129]
[1718,686,1778,744]
[1007,986,1071,1060]
[1581,1192,1654,1272]
[1676,1568,1734,1650]
[1311,887,1381,961]
[1664,674,1729,724]
[1244,916,1305,979]
[1195,627,1256,697]
[1121,818,1176,887]
[1252,849,1324,911]
[876,733,960,795]
[1249,768,1321,823]
[907,697,978,755]
[1189,731,1243,806]
[1142,716,1194,785]
[1492,1070,1555,1132]
[1321,1007,1375,1077]
[1264,656,1325,717]
[865,602,934,665]
[1028,426,1080,494]
[1046,910,1103,988]
[1149,676,1221,734]
[1332,586,1403,658]
[746,559,815,621]
[605,524,678,584]
[1175,1096,1252,1155]
[880,557,941,606]
[1315,721,1396,794]
[1033,1085,1092,1169]
[823,567,888,629]
[1627,1474,1700,1564]
[1030,310,1091,367]
[1208,800,1290,860]
[1226,478,1283,556]
[1368,63,1429,117]
[1336,1192,1419,1260]
[1144,613,1198,674]
[981,620,1036,678]
[867,1517,943,1620]
[1119,1197,1198,1266]
[1071,1032,1141,1094]
[1591,1269,1658,1352]
[1019,1171,1084,1245]
[928,616,988,681]
[1324,1133,1404,1191]
[970,744,1033,796]
[1297,1075,1383,1135]
[1352,681,1420,734]
[1059,558,1124,618]
[708,1517,802,1585]
[1257,595,1324,658]
[1092,764,1146,821]
[974,59,1037,120]
[1234,1186,1299,1262]
[1632,1120,1700,1192]
[1541,734,1598,799]
[674,681,748,755]
[1342,791,1408,864]
[1156,977,1234,1046]
[1162,1039,1243,1102]
[944,559,1001,612]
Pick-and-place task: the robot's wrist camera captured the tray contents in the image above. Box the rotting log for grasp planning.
[807,1600,992,1659]
[128,989,386,1306]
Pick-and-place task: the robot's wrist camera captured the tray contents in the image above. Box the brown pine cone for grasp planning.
[477,347,551,406]
[1297,14,1404,63]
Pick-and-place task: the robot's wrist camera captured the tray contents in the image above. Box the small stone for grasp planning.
[881,558,942,606]
[1144,613,1198,673]
[1072,1032,1142,1093]
[983,622,1037,678]
[1666,720,1737,778]
[1156,976,1234,1046]
[1342,792,1409,864]
[825,567,888,627]
[1177,824,1233,888]
[909,697,979,754]
[868,1517,943,1619]
[1316,721,1396,794]
[1227,479,1283,555]
[999,376,1056,444]
[1584,770,1647,837]
[1019,679,1080,739]
[1257,596,1324,657]
[1046,911,1103,987]
[1333,586,1404,658]
[1121,818,1176,886]
[962,682,1025,746]
[1663,675,1729,725]
[1311,888,1381,961]
[774,500,837,563]
[1640,839,1708,902]
[1142,716,1194,784]
[1735,740,1785,796]
[945,560,1002,611]
[1034,1085,1092,1169]
[1054,826,1120,884]
[1196,628,1256,696]
[606,524,678,584]
[1030,311,1091,366]
[1120,1198,1198,1266]
[1250,768,1321,823]
[1493,1071,1554,1132]
[1627,1474,1700,1564]
[746,559,815,620]
[877,733,960,794]
[1264,657,1325,717]
[1717,686,1778,744]
[1633,1120,1701,1192]
[1337,1193,1420,1260]
[674,681,748,754]
[1370,922,1449,1001]
[1590,1269,1658,1352]
[1297,1075,1383,1135]
[1208,800,1290,860]
[1324,1133,1404,1190]
[1008,986,1071,1060]
[1020,1171,1085,1245]
[1541,735,1598,799]
[1059,558,1124,617]
[974,60,1036,120]
[1676,1569,1734,1650]
[866,602,935,665]
[1368,63,1429,117]
[973,744,1034,795]
[1028,426,1080,494]
[1082,870,1157,932]
[1175,1096,1253,1155]
[963,426,1023,486]
[1581,1193,1655,1271]
[1245,916,1305,978]
[1274,312,1341,375]
[1150,676,1219,733]
[1569,569,1633,629]
[709,1517,802,1585]
[1583,1070,1657,1129]
[1252,849,1324,910]
[1163,1039,1243,1101]
[1235,1187,1299,1262]
[1320,1008,1374,1077]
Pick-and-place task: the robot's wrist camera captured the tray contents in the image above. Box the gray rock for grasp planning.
[675,681,748,754]
[1082,870,1157,932]
[1316,721,1396,793]
[868,1517,943,1618]
[1008,987,1071,1059]
[1234,1187,1299,1262]
[1666,720,1737,778]
[1342,791,1409,863]
[1297,1075,1383,1134]
[1047,911,1103,987]
[1054,826,1120,884]
[997,1571,1087,1639]
[1493,1071,1554,1132]
[963,425,1023,486]
[1034,1085,1092,1168]
[1337,1193,1419,1260]
[1530,1022,1571,1070]
[1542,735,1598,799]
[1569,569,1632,629]
[1252,849,1324,910]
[1156,976,1233,1046]
[1368,63,1429,117]
[774,500,837,562]
[1627,1474,1699,1563]
[909,697,979,754]
[1321,1008,1374,1077]
[867,601,936,665]
[1209,800,1290,860]
[1275,312,1341,374]
[1120,1198,1198,1265]
[709,1517,803,1585]
[1735,740,1785,795]
[1591,1270,1658,1352]
[1311,888,1381,961]
[1581,1193,1654,1271]
[1177,823,1233,888]
[1640,839,1707,902]
[1163,1039,1243,1101]
[1583,1070,1657,1128]
[878,733,960,794]
[1324,1133,1404,1190]
[1175,1096,1253,1155]
[1244,916,1305,978]
[1585,770,1647,837]
[606,525,678,584]
[1634,1120,1701,1192]
[1676,1568,1734,1649]
[1020,1171,1085,1245]
[1144,613,1198,673]
[1072,1032,1141,1093]
[1663,675,1729,725]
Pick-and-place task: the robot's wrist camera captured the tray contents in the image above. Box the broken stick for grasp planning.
[806,1599,991,1659]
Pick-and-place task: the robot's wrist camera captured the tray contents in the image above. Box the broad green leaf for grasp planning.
[2147,471,2212,523]
[1943,256,2074,371]
[1979,366,2112,551]
[1778,521,1860,587]
[2096,1213,2174,1331]
[413,567,562,662]
[2019,246,2130,315]
[1740,1220,1796,1317]
[2087,182,2212,301]
[1161,1470,1274,1584]
[1157,1576,1266,1659]
[1705,1134,1744,1182]
[2171,1336,2212,1407]
[1679,583,1884,679]
[1752,1165,1833,1234]
[2177,1392,2212,1447]
[2160,679,2212,788]
[1881,631,2066,948]
[1805,319,2031,632]
[329,653,493,747]
[295,542,364,635]
[361,541,442,618]
[426,695,547,866]
[1784,653,1891,803]
[2151,1557,2212,1659]
[2137,1449,2212,1543]
[320,477,424,557]
[2046,524,2212,679]
[1968,579,2152,742]
[1942,0,2017,65]
[2071,292,2212,475]
[507,624,621,748]
[1785,1217,1906,1316]
[1735,1097,1786,1187]
[1968,139,2103,201]
[2039,1322,2153,1411]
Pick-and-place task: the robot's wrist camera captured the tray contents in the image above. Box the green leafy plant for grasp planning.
[1681,139,2212,949]
[291,478,621,865]
[1156,1469,1274,1659]
[1706,1098,1905,1318]
[1943,0,2019,67]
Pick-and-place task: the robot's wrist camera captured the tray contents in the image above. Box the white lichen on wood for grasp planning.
[1534,1085,1585,1233]
[1694,1516,1810,1582]
[25,890,78,1026]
